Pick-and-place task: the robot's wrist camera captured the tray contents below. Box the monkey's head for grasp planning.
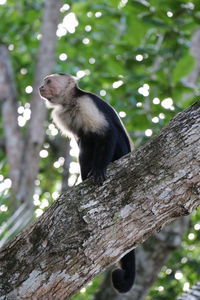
[39,73,76,105]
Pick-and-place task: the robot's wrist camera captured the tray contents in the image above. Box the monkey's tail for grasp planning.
[112,249,135,293]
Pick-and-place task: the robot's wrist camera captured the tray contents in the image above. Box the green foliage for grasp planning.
[0,0,200,298]
[71,275,103,300]
[172,52,195,83]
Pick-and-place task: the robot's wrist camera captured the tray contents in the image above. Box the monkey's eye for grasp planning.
[47,79,51,84]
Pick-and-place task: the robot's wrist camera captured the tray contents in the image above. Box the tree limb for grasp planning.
[0,101,199,300]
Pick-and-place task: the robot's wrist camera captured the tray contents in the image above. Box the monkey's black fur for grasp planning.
[112,250,135,293]
[74,88,129,182]
[74,87,135,293]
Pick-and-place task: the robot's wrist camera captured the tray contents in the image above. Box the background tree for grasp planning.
[0,0,200,299]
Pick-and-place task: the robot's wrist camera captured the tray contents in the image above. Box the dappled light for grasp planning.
[112,80,124,89]
[59,53,68,61]
[0,0,6,5]
[57,12,79,37]
[145,129,153,137]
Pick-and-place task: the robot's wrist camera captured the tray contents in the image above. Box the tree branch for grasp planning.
[0,101,199,300]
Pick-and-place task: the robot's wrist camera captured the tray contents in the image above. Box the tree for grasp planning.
[0,101,199,299]
[1,1,200,299]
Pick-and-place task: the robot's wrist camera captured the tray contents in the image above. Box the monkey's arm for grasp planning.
[88,128,117,184]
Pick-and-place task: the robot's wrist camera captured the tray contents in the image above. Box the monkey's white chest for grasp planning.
[52,106,78,138]
[52,96,108,137]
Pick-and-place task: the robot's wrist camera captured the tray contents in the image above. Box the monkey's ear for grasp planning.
[70,75,79,86]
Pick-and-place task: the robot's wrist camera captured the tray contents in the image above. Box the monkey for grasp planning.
[39,73,135,293]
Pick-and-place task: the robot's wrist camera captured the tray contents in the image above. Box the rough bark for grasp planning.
[0,101,199,300]
[177,282,200,300]
[0,45,23,195]
[16,0,62,207]
[94,217,189,300]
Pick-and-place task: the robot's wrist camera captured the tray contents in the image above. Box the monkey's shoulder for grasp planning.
[77,94,109,134]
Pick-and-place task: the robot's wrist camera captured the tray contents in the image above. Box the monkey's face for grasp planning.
[39,74,76,105]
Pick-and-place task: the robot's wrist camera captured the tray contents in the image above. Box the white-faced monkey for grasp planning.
[39,73,135,293]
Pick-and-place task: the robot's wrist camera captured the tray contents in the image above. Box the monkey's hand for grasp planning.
[87,168,107,185]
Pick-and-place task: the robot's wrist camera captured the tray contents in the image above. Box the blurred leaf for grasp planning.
[172,53,195,83]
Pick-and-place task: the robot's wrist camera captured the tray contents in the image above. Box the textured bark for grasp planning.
[16,0,62,206]
[0,101,199,300]
[177,282,200,300]
[0,45,23,195]
[94,217,189,300]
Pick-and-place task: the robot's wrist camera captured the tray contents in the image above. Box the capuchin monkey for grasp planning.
[39,73,135,293]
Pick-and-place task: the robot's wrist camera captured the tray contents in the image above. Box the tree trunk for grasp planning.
[16,0,62,207]
[0,101,199,300]
[183,28,200,87]
[0,45,23,198]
